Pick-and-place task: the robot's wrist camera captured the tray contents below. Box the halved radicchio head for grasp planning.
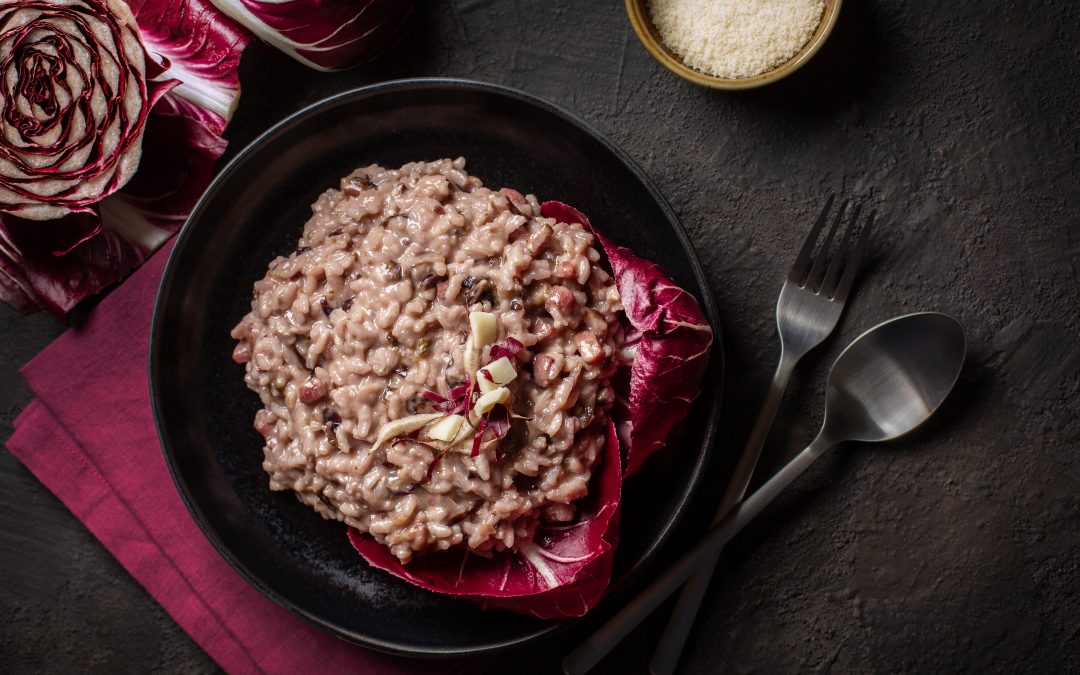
[0,0,174,220]
[348,202,712,618]
[0,0,412,315]
[0,0,249,314]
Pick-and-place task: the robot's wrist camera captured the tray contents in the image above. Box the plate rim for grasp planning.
[149,77,725,658]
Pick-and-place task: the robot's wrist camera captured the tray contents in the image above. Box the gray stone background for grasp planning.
[3,1,1078,672]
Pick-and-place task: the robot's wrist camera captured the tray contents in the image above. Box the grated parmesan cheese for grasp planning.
[649,0,826,79]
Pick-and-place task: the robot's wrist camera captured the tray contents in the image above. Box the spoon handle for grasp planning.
[652,355,798,674]
[562,434,834,675]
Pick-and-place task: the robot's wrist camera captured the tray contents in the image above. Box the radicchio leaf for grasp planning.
[207,0,411,71]
[349,422,621,618]
[540,201,714,477]
[98,93,229,243]
[420,390,447,404]
[126,0,250,133]
[0,210,144,315]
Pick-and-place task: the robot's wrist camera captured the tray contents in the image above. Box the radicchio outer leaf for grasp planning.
[99,94,228,239]
[126,0,250,133]
[207,0,411,71]
[349,422,621,618]
[540,201,713,477]
[0,210,144,315]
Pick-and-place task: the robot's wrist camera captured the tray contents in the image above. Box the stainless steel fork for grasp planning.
[648,196,875,674]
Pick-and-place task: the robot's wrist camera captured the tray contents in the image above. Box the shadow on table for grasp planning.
[714,0,898,125]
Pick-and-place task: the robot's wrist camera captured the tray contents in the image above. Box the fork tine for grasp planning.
[806,199,849,291]
[821,203,863,297]
[788,194,835,284]
[833,210,874,302]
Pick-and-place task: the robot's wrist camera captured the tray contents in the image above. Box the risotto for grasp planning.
[231,158,624,563]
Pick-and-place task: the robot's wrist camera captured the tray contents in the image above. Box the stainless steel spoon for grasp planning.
[563,312,967,675]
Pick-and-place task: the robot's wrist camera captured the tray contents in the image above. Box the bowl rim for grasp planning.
[625,0,844,90]
[149,77,725,657]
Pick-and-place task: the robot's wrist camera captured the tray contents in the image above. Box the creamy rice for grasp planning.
[231,158,623,563]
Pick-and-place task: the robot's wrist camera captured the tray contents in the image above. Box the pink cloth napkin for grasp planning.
[5,243,469,674]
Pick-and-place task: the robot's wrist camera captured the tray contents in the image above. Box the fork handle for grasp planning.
[563,433,832,675]
[649,354,798,674]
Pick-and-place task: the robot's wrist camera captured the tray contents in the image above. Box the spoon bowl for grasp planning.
[823,312,967,444]
[563,312,968,674]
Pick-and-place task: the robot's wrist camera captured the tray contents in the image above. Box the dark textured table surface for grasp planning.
[4,1,1079,672]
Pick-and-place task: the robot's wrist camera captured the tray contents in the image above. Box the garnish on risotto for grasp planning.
[231,158,712,617]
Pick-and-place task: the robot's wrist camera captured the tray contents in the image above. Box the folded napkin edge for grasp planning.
[5,400,265,675]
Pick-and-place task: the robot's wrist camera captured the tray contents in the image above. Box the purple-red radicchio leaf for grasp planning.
[126,0,250,134]
[207,0,412,71]
[540,201,714,477]
[0,210,144,315]
[350,422,621,618]
[421,389,447,404]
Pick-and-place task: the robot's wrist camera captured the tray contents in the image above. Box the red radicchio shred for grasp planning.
[447,382,472,400]
[470,418,488,457]
[481,369,494,382]
[426,449,449,479]
[431,399,457,414]
[421,390,447,404]
[423,378,476,415]
[489,336,524,360]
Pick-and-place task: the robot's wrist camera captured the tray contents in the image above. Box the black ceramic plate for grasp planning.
[150,79,722,657]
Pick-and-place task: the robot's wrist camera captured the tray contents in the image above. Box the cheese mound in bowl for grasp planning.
[231,158,624,564]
